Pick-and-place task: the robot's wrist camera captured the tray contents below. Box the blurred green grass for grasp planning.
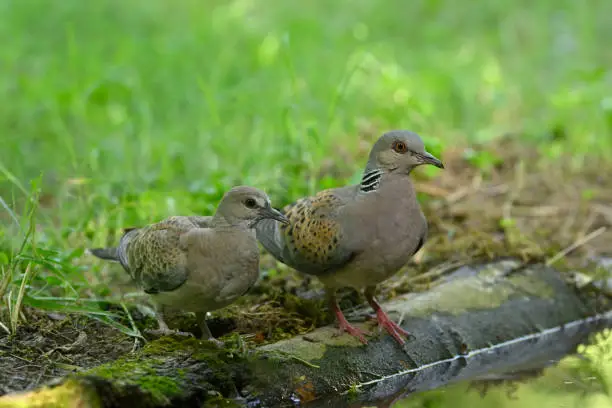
[2,0,611,203]
[1,0,612,405]
[1,0,610,242]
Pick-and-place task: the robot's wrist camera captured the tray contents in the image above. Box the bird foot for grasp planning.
[336,320,370,344]
[203,337,225,348]
[145,328,194,338]
[375,309,411,345]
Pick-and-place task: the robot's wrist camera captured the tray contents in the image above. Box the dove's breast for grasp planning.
[153,229,260,312]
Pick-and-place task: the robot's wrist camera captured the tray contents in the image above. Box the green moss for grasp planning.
[257,325,377,369]
[388,260,559,319]
[135,375,180,401]
[140,336,232,369]
[0,379,103,408]
[346,382,360,403]
[260,341,327,363]
[87,359,181,403]
[507,272,556,298]
[142,336,237,387]
[141,335,204,355]
[80,334,249,406]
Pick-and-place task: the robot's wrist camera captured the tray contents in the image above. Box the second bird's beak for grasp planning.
[420,151,444,169]
[261,207,290,224]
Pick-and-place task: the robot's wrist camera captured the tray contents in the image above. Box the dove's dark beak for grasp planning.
[261,207,290,224]
[419,151,444,169]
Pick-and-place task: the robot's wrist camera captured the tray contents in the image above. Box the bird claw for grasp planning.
[336,321,370,344]
[204,337,225,348]
[375,311,411,345]
[329,293,369,344]
[145,328,194,338]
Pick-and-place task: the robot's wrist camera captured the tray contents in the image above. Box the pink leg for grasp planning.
[365,286,411,345]
[327,291,369,344]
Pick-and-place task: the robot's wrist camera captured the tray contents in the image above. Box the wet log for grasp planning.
[1,259,610,408]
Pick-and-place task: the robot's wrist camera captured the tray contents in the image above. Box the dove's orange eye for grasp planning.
[392,141,408,154]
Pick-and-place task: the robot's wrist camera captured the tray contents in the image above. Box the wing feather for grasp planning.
[256,186,359,275]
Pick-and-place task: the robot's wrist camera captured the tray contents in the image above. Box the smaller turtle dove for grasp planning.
[89,186,288,344]
[256,130,443,345]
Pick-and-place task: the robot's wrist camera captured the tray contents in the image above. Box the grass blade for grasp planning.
[10,262,32,333]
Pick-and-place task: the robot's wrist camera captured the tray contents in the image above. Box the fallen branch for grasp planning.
[1,259,610,408]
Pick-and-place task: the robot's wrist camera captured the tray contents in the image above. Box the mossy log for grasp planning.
[1,259,611,408]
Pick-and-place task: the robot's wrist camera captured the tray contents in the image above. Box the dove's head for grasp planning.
[216,186,289,228]
[365,130,444,174]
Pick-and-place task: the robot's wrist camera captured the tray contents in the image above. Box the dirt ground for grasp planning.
[2,137,612,396]
[0,310,134,395]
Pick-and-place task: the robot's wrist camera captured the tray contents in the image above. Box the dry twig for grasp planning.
[546,227,607,266]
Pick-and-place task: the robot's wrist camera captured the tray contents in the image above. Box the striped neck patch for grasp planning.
[359,169,383,193]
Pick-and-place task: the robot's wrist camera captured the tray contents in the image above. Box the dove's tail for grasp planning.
[87,247,119,262]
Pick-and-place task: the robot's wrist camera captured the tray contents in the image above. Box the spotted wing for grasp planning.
[256,186,358,275]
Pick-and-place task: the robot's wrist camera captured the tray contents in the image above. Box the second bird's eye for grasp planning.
[392,141,408,154]
[244,198,257,208]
